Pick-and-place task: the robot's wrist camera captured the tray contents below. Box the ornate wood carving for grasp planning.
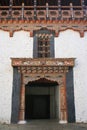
[19,74,25,121]
[59,74,67,122]
[23,73,64,86]
[11,58,75,67]
[11,58,75,123]
[17,66,69,74]
[0,20,87,37]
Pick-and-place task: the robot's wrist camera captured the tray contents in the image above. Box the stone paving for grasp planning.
[0,120,87,130]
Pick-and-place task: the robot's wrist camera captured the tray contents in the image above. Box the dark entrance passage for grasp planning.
[25,78,58,121]
[25,95,50,119]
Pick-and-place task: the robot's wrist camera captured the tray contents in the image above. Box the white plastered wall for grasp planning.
[55,30,87,123]
[0,29,87,123]
[0,30,33,123]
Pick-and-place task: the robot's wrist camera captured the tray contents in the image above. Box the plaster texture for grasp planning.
[55,30,87,123]
[0,31,33,123]
[0,30,87,123]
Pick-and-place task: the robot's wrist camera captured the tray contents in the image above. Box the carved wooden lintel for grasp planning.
[11,58,75,83]
[11,58,75,67]
[0,20,87,37]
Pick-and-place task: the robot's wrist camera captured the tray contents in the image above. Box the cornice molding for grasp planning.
[0,20,87,37]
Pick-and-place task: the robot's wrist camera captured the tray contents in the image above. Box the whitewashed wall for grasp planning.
[0,29,87,123]
[55,30,87,123]
[0,30,33,123]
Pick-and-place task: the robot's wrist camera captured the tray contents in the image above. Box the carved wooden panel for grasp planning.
[59,74,67,122]
[23,73,64,86]
[11,58,75,67]
[0,20,87,37]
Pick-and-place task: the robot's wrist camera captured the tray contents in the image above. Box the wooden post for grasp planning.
[9,0,13,19]
[59,74,68,124]
[58,0,61,20]
[21,3,24,20]
[34,0,37,20]
[46,3,49,20]
[70,3,74,20]
[18,73,26,124]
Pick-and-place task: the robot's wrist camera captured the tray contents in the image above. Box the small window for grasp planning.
[37,38,50,58]
[33,29,55,58]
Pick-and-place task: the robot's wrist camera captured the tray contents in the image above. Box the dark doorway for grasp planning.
[25,95,50,119]
[25,78,58,121]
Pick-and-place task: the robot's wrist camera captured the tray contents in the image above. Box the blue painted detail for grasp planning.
[66,67,76,123]
[11,67,21,123]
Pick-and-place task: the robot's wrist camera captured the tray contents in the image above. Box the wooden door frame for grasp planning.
[11,58,75,124]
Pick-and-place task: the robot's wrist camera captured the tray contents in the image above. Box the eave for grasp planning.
[0,19,87,37]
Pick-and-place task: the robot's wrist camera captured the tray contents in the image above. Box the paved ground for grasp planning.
[0,120,87,130]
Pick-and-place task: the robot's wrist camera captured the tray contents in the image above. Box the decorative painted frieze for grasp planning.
[11,58,75,67]
[0,20,87,37]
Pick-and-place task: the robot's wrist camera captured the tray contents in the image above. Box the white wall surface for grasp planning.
[0,29,87,123]
[0,30,33,123]
[55,30,87,123]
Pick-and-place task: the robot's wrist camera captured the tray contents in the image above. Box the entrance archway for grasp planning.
[11,58,75,124]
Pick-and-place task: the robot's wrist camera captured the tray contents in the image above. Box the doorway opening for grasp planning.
[25,78,59,120]
[26,95,50,119]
